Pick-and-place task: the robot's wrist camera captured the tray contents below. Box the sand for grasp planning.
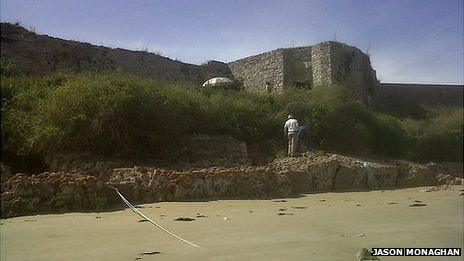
[1,186,463,261]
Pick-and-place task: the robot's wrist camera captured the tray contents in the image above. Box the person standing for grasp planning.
[283,114,299,157]
[297,123,314,153]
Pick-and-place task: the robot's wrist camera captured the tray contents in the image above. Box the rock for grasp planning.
[356,248,380,260]
[409,203,427,207]
[1,162,13,192]
[436,174,464,185]
[334,163,365,190]
[1,172,109,218]
[441,162,463,178]
[106,166,292,203]
[396,162,437,188]
[280,171,315,193]
[174,217,195,221]
[310,159,339,191]
[370,164,398,188]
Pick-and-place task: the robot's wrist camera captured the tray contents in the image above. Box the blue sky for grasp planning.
[1,0,463,84]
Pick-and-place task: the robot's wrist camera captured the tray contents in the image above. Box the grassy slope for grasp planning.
[1,72,462,169]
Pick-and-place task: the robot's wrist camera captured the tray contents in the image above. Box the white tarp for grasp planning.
[202,77,234,87]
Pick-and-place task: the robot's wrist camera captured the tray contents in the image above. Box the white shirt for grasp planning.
[284,118,299,133]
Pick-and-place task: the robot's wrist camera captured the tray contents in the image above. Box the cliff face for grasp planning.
[0,23,232,84]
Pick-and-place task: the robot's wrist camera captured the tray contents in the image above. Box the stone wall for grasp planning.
[2,152,462,218]
[0,23,232,84]
[283,47,313,88]
[228,49,285,93]
[311,42,332,86]
[374,83,464,111]
[228,41,377,104]
[327,41,378,104]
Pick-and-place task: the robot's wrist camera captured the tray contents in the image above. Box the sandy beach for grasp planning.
[1,186,463,261]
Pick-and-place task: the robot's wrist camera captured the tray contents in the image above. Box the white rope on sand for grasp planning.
[113,189,206,250]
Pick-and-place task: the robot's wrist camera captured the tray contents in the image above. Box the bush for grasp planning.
[402,107,463,162]
[0,59,24,77]
[1,72,462,165]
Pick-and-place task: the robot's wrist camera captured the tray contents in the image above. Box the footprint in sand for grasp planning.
[291,206,307,209]
[273,200,287,202]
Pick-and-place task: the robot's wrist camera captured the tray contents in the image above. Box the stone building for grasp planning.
[2,23,462,109]
[228,41,378,104]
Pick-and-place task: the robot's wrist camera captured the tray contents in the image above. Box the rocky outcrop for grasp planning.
[395,161,437,188]
[1,172,109,218]
[107,166,291,203]
[1,152,462,218]
[268,153,399,191]
[1,166,291,218]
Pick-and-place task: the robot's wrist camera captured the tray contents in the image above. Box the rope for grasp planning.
[102,181,206,250]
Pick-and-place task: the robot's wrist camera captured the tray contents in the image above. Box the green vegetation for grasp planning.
[1,71,462,168]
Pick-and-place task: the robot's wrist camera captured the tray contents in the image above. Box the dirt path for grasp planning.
[1,186,463,260]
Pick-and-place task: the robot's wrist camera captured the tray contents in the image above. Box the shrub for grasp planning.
[1,72,462,165]
[0,59,24,77]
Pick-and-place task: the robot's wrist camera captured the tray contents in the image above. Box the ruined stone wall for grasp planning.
[228,41,378,104]
[283,47,312,88]
[3,152,462,218]
[311,42,332,86]
[0,23,232,84]
[228,49,285,93]
[374,83,464,111]
[328,41,378,104]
